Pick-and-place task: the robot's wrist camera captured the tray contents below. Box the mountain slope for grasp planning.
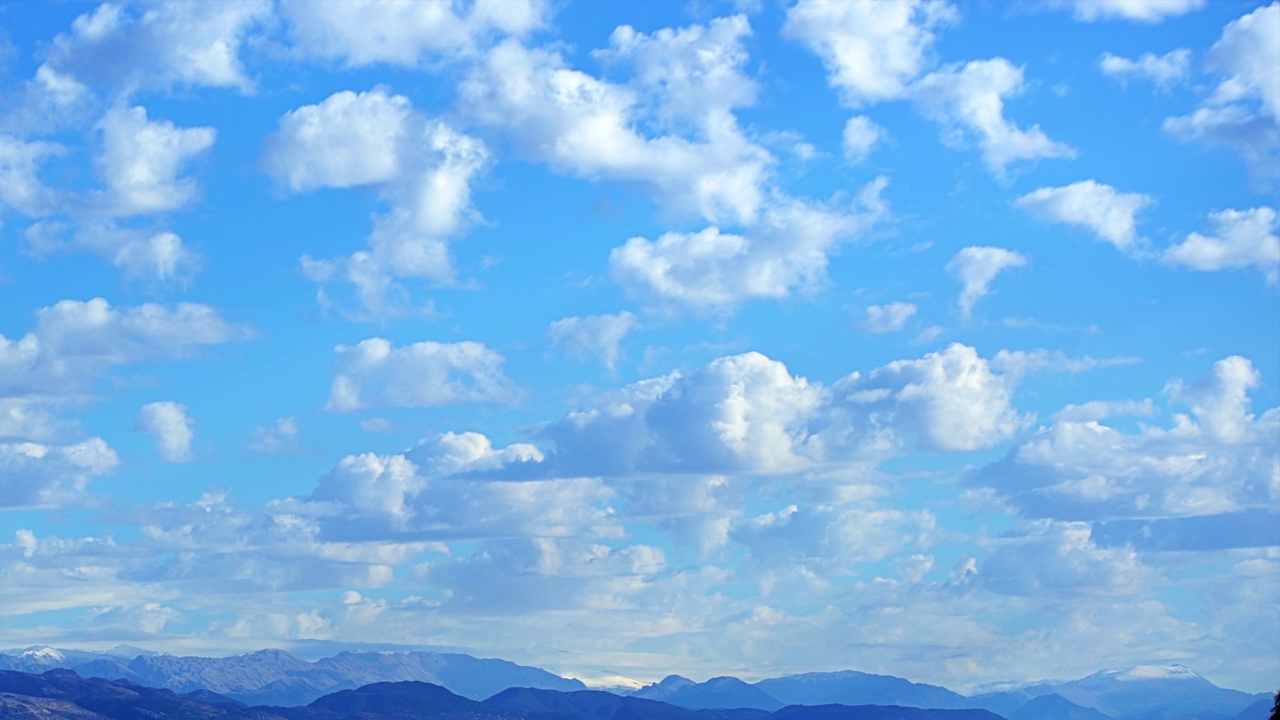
[1007,693,1111,720]
[0,668,262,719]
[970,666,1262,718]
[663,677,783,711]
[483,686,770,720]
[633,676,698,701]
[314,652,587,701]
[757,671,968,710]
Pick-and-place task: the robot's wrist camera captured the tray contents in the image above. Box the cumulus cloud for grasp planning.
[912,58,1077,175]
[266,89,411,192]
[783,0,956,106]
[1100,49,1191,89]
[971,356,1278,530]
[1164,3,1280,181]
[0,438,118,508]
[41,1,271,94]
[0,297,242,400]
[832,343,1027,452]
[539,352,825,476]
[842,115,885,164]
[461,25,771,227]
[861,301,917,333]
[946,246,1026,319]
[135,401,194,463]
[595,14,758,126]
[533,343,1024,478]
[1056,0,1205,23]
[1,105,210,280]
[94,105,216,216]
[1204,3,1280,121]
[325,338,519,412]
[549,312,638,371]
[0,135,65,217]
[610,178,888,312]
[1163,206,1280,282]
[1016,180,1153,252]
[280,0,546,67]
[267,89,489,316]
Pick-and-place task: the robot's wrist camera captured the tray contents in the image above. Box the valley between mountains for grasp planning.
[0,646,1271,720]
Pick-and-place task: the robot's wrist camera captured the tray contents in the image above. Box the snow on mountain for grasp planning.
[562,672,648,692]
[21,647,64,661]
[1107,665,1201,682]
[971,665,1262,718]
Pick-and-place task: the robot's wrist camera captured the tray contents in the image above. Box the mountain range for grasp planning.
[0,645,1271,720]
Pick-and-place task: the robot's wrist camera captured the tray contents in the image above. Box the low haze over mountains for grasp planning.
[0,646,1269,719]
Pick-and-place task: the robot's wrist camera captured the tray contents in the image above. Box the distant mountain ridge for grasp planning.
[0,670,1012,720]
[0,646,587,706]
[0,646,1270,720]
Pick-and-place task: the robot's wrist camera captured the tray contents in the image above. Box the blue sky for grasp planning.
[0,0,1277,694]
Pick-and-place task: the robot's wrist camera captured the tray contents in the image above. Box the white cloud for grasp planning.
[405,431,544,479]
[250,417,300,454]
[1099,49,1191,89]
[980,521,1150,596]
[268,89,489,316]
[94,105,216,216]
[972,356,1278,523]
[1205,3,1280,121]
[733,503,935,573]
[0,135,64,217]
[861,301,917,333]
[549,312,638,371]
[912,58,1077,174]
[281,0,546,67]
[1165,355,1262,444]
[461,35,772,227]
[42,1,271,94]
[135,401,194,463]
[1054,399,1157,422]
[0,438,118,508]
[946,246,1027,319]
[326,338,519,412]
[992,349,1141,377]
[29,223,201,281]
[842,115,884,164]
[0,400,65,442]
[535,343,1023,476]
[783,0,956,106]
[595,15,758,126]
[1059,0,1205,23]
[1016,180,1153,252]
[832,343,1027,452]
[1164,206,1280,282]
[610,178,888,312]
[1164,3,1280,181]
[540,351,826,476]
[265,89,412,192]
[0,297,242,400]
[116,490,429,595]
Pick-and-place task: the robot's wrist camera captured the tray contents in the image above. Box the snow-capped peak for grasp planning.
[562,672,646,691]
[21,647,64,661]
[1109,665,1199,681]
